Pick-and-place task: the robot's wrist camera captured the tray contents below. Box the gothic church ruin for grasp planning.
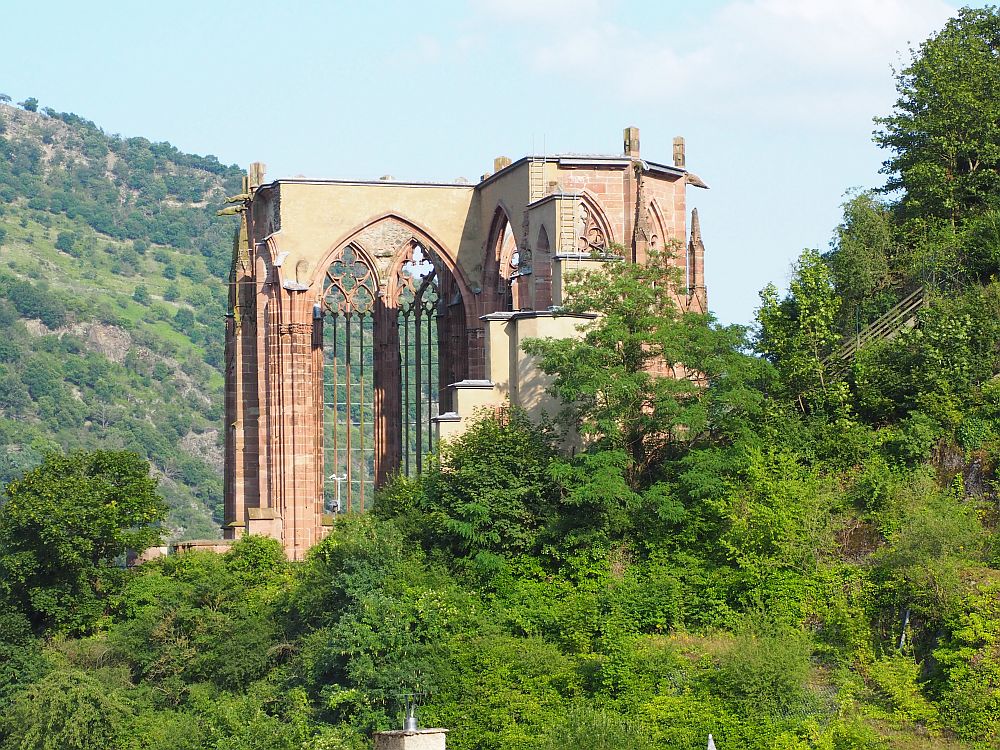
[224,127,708,559]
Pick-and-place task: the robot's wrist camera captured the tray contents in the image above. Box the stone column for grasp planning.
[284,292,323,559]
[374,298,402,486]
[255,285,324,560]
[224,216,260,539]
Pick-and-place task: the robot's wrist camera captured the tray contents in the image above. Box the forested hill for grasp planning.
[0,100,241,538]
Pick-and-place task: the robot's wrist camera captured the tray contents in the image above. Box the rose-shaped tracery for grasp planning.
[323,245,377,315]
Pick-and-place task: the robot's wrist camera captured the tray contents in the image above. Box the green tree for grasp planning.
[0,603,47,702]
[19,97,38,113]
[55,230,78,255]
[173,306,194,330]
[132,283,150,305]
[0,670,133,750]
[876,7,1000,225]
[756,249,847,416]
[379,409,559,562]
[0,451,167,634]
[522,248,746,489]
[826,192,899,331]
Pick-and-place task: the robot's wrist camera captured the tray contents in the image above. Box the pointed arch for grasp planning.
[532,224,552,309]
[312,216,475,509]
[482,204,518,315]
[310,212,475,323]
[646,198,667,253]
[576,191,616,253]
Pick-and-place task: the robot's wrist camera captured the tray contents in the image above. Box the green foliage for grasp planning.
[826,192,899,333]
[0,451,166,634]
[0,603,47,703]
[756,249,848,416]
[877,7,1000,225]
[932,584,1000,741]
[711,627,813,716]
[522,247,748,488]
[379,409,559,563]
[533,704,656,750]
[0,670,132,750]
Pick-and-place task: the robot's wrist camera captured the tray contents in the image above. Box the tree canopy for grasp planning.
[877,7,1000,225]
[0,450,166,634]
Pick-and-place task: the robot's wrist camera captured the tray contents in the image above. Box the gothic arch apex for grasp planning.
[310,213,477,323]
[576,190,616,251]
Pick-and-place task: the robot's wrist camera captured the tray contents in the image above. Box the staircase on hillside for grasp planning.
[824,286,928,373]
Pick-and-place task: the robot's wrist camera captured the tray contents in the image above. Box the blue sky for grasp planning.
[0,0,986,325]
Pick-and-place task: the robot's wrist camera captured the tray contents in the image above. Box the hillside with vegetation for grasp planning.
[3,7,1000,750]
[0,100,241,537]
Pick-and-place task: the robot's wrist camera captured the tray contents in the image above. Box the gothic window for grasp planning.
[394,242,442,476]
[320,227,468,514]
[576,199,610,253]
[321,245,377,513]
[646,200,665,252]
[485,208,518,313]
[532,224,552,309]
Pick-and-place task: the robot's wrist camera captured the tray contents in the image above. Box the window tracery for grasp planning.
[323,245,378,315]
[576,200,609,253]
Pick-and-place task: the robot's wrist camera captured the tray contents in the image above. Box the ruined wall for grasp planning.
[225,127,709,558]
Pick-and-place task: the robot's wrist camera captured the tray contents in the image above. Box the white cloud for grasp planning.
[470,0,956,127]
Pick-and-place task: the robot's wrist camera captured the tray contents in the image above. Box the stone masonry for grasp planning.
[223,127,709,559]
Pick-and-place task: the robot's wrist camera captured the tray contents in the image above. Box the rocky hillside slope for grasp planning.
[0,101,242,538]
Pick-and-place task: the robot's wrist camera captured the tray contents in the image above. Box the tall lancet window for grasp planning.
[394,242,441,475]
[321,245,376,512]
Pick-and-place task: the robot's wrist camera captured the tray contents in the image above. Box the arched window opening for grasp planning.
[320,227,469,513]
[321,245,376,513]
[647,201,665,252]
[498,222,518,309]
[484,208,518,314]
[575,197,614,255]
[394,242,444,476]
[532,224,552,309]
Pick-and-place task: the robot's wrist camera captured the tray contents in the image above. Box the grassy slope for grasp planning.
[0,102,241,538]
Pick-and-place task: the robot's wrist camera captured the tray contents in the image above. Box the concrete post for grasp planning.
[373,729,448,750]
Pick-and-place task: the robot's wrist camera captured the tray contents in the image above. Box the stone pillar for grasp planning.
[374,299,402,486]
[624,126,640,158]
[673,136,686,168]
[223,311,237,535]
[282,294,323,559]
[373,729,447,750]
[465,326,485,381]
[254,282,324,560]
[224,214,260,540]
[623,127,641,264]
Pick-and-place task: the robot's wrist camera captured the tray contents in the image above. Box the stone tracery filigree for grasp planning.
[322,245,378,315]
[576,200,609,253]
[394,242,440,313]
